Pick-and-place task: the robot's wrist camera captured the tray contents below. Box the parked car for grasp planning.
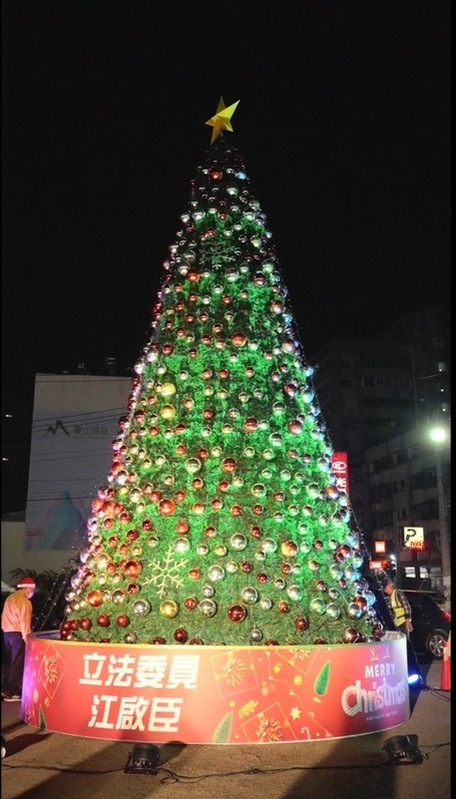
[402,590,451,659]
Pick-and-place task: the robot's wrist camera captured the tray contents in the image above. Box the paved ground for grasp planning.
[1,658,450,799]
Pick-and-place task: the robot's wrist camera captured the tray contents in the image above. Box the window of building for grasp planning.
[404,566,430,580]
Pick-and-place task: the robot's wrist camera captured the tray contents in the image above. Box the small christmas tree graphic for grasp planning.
[61,99,382,647]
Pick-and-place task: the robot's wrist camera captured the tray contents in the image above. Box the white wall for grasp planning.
[25,373,131,553]
[2,373,131,583]
[1,520,75,583]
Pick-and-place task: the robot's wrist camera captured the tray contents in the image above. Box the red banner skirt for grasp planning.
[21,634,410,744]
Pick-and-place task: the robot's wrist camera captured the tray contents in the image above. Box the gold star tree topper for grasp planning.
[205,97,240,144]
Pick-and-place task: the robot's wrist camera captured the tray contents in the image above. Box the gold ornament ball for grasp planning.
[161,382,176,397]
[160,599,179,619]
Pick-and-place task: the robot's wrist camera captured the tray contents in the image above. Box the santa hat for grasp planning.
[17,576,36,588]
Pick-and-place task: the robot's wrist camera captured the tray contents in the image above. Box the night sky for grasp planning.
[1,2,451,508]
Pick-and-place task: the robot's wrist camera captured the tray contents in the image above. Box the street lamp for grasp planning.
[429,425,451,601]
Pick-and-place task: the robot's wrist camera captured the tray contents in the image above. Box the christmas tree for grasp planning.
[61,99,381,647]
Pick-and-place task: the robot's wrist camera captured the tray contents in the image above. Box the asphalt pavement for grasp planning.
[1,658,451,799]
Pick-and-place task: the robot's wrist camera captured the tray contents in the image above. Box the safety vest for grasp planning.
[390,589,407,627]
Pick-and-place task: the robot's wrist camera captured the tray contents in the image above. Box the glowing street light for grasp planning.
[429,426,447,445]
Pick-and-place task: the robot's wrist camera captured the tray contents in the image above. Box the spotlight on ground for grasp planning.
[382,734,424,764]
[124,743,161,774]
[407,671,422,688]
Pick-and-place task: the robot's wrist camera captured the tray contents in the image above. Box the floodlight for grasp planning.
[124,743,161,774]
[382,734,424,764]
[407,671,422,688]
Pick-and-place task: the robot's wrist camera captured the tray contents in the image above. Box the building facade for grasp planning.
[311,306,450,587]
[365,426,450,590]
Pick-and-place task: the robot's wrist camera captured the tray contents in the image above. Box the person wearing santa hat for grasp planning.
[1,576,36,702]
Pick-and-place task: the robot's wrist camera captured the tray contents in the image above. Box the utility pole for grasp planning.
[435,447,451,603]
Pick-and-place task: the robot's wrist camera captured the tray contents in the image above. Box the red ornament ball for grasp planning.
[82,571,94,586]
[60,620,72,633]
[116,614,130,628]
[373,621,385,638]
[124,560,142,578]
[159,499,176,516]
[79,618,93,631]
[97,614,110,628]
[228,604,247,622]
[245,417,259,432]
[232,333,247,347]
[88,590,103,608]
[295,616,309,631]
[252,504,264,515]
[335,544,352,561]
[174,627,188,643]
[284,382,298,397]
[343,627,359,643]
[177,520,190,534]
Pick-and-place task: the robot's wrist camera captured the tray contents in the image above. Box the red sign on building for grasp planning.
[332,451,349,498]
